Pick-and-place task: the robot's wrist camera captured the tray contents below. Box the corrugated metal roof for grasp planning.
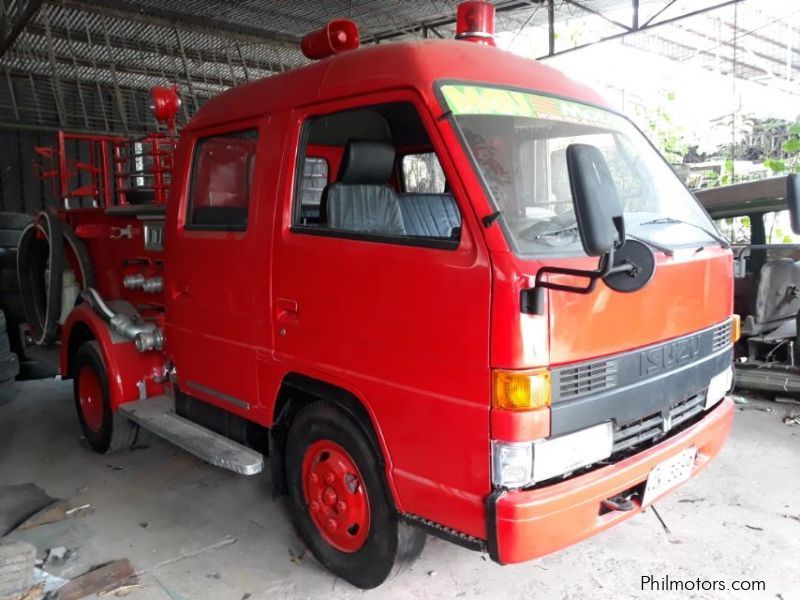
[0,0,794,134]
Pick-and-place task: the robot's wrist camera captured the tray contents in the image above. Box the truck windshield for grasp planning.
[440,84,717,257]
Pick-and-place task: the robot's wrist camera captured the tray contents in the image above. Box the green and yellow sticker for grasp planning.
[441,84,616,128]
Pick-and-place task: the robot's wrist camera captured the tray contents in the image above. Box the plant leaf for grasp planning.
[764,158,786,173]
[783,138,800,153]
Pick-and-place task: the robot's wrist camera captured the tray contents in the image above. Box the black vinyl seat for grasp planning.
[398,193,460,238]
[321,140,406,235]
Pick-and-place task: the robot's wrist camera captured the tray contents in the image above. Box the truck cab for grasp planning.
[20,5,737,589]
[695,175,800,394]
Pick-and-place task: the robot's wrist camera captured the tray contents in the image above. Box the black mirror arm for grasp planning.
[520,247,635,315]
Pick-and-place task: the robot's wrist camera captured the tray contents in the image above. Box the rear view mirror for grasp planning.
[520,143,656,315]
[788,174,800,235]
[566,144,625,256]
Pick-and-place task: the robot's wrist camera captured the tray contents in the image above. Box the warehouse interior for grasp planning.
[0,1,799,598]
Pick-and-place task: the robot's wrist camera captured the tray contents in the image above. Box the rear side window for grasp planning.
[402,153,446,193]
[300,156,328,212]
[187,129,258,231]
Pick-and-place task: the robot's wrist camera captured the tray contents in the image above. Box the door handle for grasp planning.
[276,298,300,326]
[277,298,299,314]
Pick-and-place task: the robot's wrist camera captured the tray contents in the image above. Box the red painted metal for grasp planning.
[46,38,734,564]
[301,19,360,60]
[495,397,734,563]
[78,365,104,432]
[456,1,496,46]
[302,440,371,553]
[34,131,128,208]
[61,305,166,409]
[151,85,181,131]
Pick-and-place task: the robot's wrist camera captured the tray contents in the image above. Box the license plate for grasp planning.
[641,447,697,506]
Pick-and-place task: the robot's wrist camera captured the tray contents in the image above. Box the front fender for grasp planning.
[62,304,166,410]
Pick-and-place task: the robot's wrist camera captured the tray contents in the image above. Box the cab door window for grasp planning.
[293,102,461,246]
[187,128,258,231]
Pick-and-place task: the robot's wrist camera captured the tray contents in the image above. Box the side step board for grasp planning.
[119,395,264,476]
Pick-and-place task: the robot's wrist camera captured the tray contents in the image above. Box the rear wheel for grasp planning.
[73,341,137,454]
[285,402,425,589]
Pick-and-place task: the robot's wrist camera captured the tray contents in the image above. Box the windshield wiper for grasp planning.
[639,217,730,249]
[627,234,674,256]
[534,226,578,239]
[535,227,673,256]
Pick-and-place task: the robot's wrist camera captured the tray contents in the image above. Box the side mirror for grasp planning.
[520,143,655,315]
[566,143,625,256]
[788,174,800,235]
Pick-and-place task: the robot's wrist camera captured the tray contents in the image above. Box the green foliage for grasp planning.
[764,158,786,173]
[635,90,687,164]
[783,138,800,154]
[719,159,735,185]
[764,116,800,175]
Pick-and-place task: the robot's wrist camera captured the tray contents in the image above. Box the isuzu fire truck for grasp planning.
[15,1,739,588]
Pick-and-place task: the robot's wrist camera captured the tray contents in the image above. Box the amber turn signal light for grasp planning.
[731,314,741,343]
[492,368,551,411]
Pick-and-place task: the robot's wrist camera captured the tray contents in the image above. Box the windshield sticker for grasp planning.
[441,84,616,128]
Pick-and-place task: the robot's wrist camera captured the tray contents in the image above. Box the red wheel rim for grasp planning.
[302,440,370,553]
[78,365,104,432]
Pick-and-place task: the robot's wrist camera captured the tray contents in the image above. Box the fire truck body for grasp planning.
[19,14,736,589]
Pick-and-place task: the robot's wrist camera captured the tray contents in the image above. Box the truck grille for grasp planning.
[558,360,618,401]
[612,393,706,454]
[555,319,732,403]
[712,320,732,351]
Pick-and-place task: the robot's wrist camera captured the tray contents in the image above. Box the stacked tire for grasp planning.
[0,311,19,404]
[0,212,32,358]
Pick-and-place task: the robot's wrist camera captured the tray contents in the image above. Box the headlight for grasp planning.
[491,441,533,488]
[705,365,733,410]
[491,422,613,488]
[532,422,613,484]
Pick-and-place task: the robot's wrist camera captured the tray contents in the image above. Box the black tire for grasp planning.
[0,213,32,319]
[0,352,18,381]
[285,402,425,589]
[0,212,33,231]
[17,213,64,346]
[0,539,35,599]
[0,310,5,333]
[0,378,14,405]
[72,341,137,454]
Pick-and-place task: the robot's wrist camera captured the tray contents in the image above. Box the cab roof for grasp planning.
[186,39,611,131]
[694,176,793,218]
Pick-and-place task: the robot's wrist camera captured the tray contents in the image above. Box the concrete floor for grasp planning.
[1,379,799,600]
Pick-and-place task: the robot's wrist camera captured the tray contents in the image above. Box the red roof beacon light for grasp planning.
[301,19,360,60]
[456,1,496,46]
[150,85,181,130]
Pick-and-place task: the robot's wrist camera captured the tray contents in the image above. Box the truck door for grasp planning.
[272,94,493,531]
[165,120,272,415]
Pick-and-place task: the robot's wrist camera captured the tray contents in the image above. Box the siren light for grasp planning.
[150,85,181,130]
[301,19,360,60]
[456,1,496,46]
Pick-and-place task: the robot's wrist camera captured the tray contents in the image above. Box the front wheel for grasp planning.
[285,401,425,589]
[73,341,137,454]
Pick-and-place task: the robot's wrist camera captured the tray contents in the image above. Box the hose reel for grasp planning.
[17,211,94,346]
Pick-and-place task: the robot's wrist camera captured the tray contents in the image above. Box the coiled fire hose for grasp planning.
[17,211,94,346]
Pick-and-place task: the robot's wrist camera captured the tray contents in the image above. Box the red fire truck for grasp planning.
[15,1,740,589]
